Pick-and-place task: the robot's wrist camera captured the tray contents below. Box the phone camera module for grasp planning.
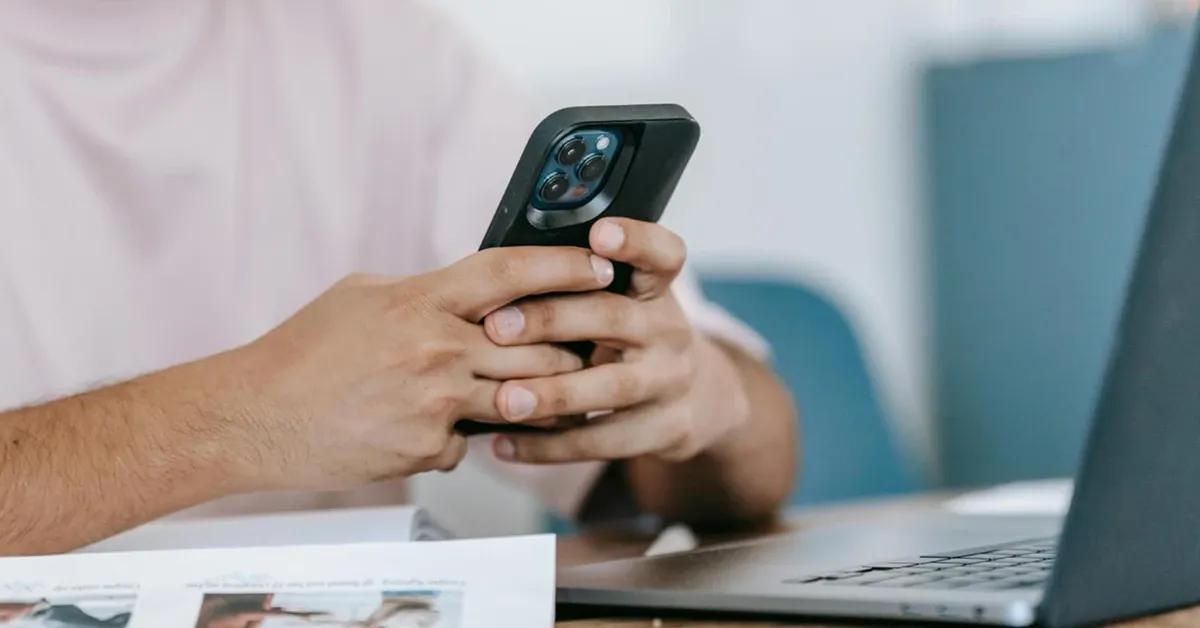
[577,154,608,182]
[556,137,587,166]
[539,172,570,202]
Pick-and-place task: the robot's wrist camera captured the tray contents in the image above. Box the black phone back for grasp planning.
[480,104,700,294]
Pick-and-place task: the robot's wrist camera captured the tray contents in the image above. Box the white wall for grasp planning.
[414,0,1157,535]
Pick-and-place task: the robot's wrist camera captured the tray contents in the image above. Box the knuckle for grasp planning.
[571,247,595,275]
[483,249,528,287]
[436,438,468,471]
[409,428,451,458]
[602,296,630,336]
[610,369,643,404]
[421,393,460,420]
[388,281,438,315]
[526,299,556,334]
[544,348,574,373]
[661,418,700,460]
[543,381,570,415]
[566,432,599,460]
[665,412,693,440]
[665,232,688,271]
[561,350,585,372]
[411,339,467,372]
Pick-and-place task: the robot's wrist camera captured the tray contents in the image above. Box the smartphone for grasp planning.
[480,104,700,293]
[458,104,700,435]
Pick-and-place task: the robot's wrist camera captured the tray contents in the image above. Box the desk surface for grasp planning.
[553,493,1198,628]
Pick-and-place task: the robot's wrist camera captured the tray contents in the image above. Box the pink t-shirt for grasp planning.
[0,0,764,518]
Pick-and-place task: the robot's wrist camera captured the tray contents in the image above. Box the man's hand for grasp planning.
[0,246,616,554]
[482,218,751,464]
[482,218,798,528]
[225,247,615,491]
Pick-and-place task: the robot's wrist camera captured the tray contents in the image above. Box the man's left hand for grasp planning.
[483,218,751,463]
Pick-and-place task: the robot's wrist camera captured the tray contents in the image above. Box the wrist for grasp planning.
[691,336,756,463]
[146,347,275,497]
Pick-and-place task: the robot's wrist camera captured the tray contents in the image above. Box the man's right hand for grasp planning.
[219,246,615,492]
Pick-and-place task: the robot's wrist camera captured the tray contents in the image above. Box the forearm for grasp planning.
[624,339,799,530]
[0,351,255,555]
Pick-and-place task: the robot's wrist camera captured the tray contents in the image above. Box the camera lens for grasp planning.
[577,154,607,182]
[557,138,586,166]
[539,172,569,201]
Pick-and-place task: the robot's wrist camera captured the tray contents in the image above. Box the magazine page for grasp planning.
[80,506,450,554]
[0,535,554,627]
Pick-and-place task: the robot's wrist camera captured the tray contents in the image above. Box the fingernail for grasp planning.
[594,221,625,253]
[493,436,516,460]
[504,386,537,420]
[488,306,524,341]
[590,254,614,285]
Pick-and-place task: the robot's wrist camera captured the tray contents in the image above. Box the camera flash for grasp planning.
[595,135,611,150]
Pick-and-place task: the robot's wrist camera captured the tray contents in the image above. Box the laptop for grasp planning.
[558,25,1200,628]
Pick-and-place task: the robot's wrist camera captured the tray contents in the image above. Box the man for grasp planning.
[0,1,798,555]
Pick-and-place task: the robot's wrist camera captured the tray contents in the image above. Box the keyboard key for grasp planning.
[783,576,826,584]
[970,552,1012,560]
[952,565,996,574]
[987,578,1043,590]
[824,570,872,579]
[840,573,900,586]
[865,561,919,569]
[936,567,971,576]
[990,568,1034,578]
[942,577,987,588]
[965,579,1023,591]
[880,575,942,587]
[893,567,938,575]
[788,538,1058,590]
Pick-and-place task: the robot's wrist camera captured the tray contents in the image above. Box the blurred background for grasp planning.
[413,0,1199,535]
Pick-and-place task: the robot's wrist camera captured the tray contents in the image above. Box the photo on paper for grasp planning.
[0,594,135,627]
[193,589,462,627]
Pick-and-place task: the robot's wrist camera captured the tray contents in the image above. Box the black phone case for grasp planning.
[459,105,700,437]
[479,104,701,294]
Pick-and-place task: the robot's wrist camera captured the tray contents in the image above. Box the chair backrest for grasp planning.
[701,275,920,504]
[925,27,1191,486]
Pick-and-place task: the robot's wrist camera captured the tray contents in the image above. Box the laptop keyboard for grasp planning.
[786,537,1056,592]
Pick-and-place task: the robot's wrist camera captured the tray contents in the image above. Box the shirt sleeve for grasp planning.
[421,11,769,519]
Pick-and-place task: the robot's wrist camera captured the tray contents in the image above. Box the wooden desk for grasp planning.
[553,493,1199,628]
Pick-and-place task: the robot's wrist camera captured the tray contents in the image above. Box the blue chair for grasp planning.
[701,275,921,505]
[925,27,1190,485]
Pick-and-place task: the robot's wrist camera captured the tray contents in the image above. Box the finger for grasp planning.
[472,342,585,379]
[484,292,649,347]
[591,345,622,365]
[435,247,614,321]
[492,407,671,463]
[426,433,468,472]
[494,363,668,422]
[589,218,686,298]
[457,379,505,422]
